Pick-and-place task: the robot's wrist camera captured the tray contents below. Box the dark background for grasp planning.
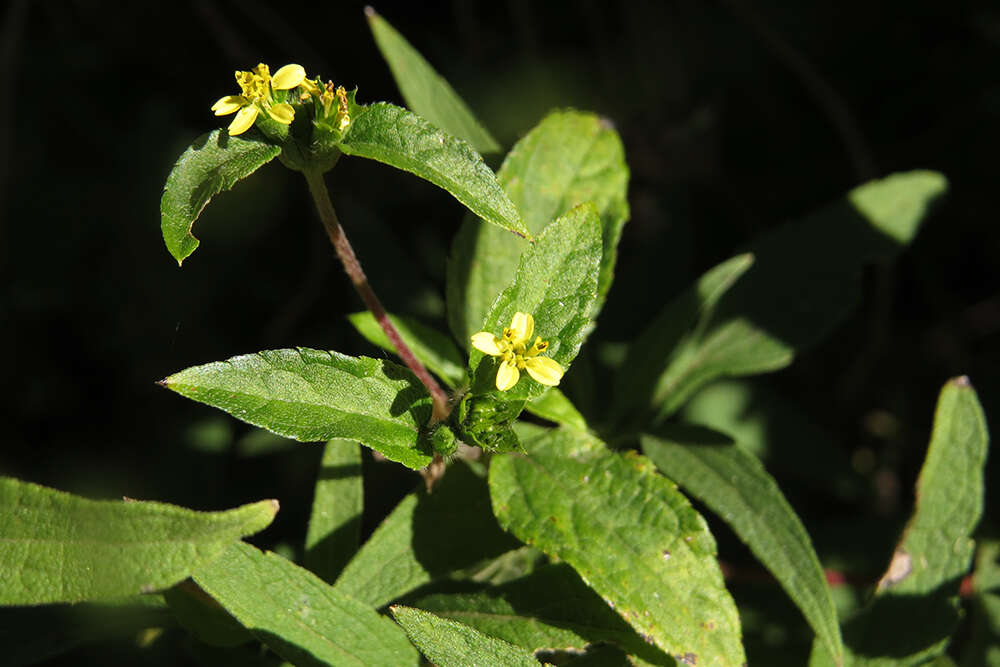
[2,0,997,663]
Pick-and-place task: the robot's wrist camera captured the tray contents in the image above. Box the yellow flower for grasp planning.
[471,312,564,391]
[211,63,306,135]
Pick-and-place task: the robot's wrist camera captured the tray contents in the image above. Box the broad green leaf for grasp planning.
[337,102,526,237]
[810,376,989,666]
[334,461,520,607]
[490,427,745,665]
[304,439,363,583]
[0,597,170,667]
[391,605,539,667]
[469,203,602,403]
[641,426,843,665]
[609,253,754,426]
[414,564,675,665]
[193,542,419,667]
[0,477,277,604]
[349,311,467,388]
[366,9,500,154]
[652,170,947,420]
[525,388,588,431]
[162,348,434,470]
[160,129,280,265]
[448,110,630,345]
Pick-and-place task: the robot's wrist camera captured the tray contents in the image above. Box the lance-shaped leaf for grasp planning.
[366,8,500,154]
[641,426,843,665]
[304,439,364,584]
[469,203,602,403]
[649,170,947,420]
[160,129,281,265]
[336,102,526,237]
[490,427,745,665]
[349,311,467,388]
[193,542,419,667]
[161,348,434,470]
[810,376,989,666]
[448,110,629,345]
[413,564,675,665]
[334,461,520,608]
[609,253,754,427]
[391,606,539,667]
[0,477,277,605]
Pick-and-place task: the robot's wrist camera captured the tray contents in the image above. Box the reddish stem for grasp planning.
[303,169,451,425]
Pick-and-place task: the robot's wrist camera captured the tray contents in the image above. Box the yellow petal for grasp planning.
[228,104,259,135]
[496,359,520,391]
[508,312,534,345]
[211,95,246,116]
[272,64,306,90]
[471,332,502,356]
[524,357,563,386]
[267,103,295,125]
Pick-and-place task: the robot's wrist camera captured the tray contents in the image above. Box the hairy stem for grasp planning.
[303,168,451,426]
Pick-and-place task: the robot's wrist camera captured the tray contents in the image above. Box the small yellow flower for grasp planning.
[471,312,564,391]
[211,63,306,135]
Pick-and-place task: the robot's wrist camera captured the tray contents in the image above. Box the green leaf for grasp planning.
[163,581,252,648]
[366,8,500,154]
[810,376,989,666]
[336,102,526,237]
[641,426,843,665]
[304,439,363,584]
[469,203,603,403]
[162,348,434,470]
[489,427,745,665]
[348,311,467,388]
[609,253,754,426]
[651,170,947,420]
[0,477,277,604]
[413,564,675,665]
[193,542,419,667]
[525,388,588,431]
[448,110,630,345]
[160,129,281,265]
[334,461,520,607]
[390,605,539,667]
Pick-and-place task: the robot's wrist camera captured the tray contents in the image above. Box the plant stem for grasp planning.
[303,168,451,425]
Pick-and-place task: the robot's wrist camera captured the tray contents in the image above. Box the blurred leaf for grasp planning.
[0,597,171,667]
[469,203,602,402]
[163,581,252,648]
[193,542,419,667]
[0,477,276,605]
[609,253,754,427]
[337,102,526,237]
[642,426,843,665]
[334,462,520,608]
[413,563,675,665]
[391,605,539,667]
[652,170,948,420]
[810,376,989,666]
[962,590,1000,667]
[160,129,280,265]
[366,8,500,154]
[490,427,745,665]
[448,110,629,345]
[162,348,434,470]
[304,439,363,584]
[349,311,467,388]
[525,388,588,431]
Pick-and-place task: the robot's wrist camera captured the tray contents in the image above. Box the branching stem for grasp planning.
[303,168,451,428]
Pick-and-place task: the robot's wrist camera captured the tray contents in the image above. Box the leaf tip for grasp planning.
[267,498,280,514]
[951,375,972,388]
[364,5,377,19]
[155,378,169,387]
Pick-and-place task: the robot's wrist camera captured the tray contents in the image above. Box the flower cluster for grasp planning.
[471,312,564,391]
[211,63,306,135]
